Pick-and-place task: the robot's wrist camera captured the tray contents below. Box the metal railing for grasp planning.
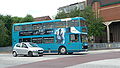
[89,42,120,50]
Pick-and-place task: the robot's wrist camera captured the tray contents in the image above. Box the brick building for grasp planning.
[87,0,120,43]
[58,1,86,13]
[34,16,52,21]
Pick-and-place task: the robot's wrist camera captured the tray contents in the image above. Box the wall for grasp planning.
[100,3,120,21]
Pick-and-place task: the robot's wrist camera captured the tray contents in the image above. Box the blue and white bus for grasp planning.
[12,17,88,54]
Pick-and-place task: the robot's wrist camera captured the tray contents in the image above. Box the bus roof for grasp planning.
[14,17,85,26]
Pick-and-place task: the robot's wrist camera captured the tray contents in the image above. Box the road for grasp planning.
[0,49,120,68]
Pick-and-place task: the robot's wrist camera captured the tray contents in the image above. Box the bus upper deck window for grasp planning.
[14,25,21,31]
[55,22,66,28]
[68,20,79,27]
[43,22,54,29]
[21,25,32,31]
[80,20,87,26]
[32,24,42,30]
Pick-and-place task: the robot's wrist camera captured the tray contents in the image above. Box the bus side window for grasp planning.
[43,22,54,29]
[70,34,79,42]
[68,20,79,27]
[19,39,23,43]
[32,37,42,44]
[32,23,42,30]
[80,20,87,27]
[55,22,66,28]
[21,25,32,31]
[22,38,31,42]
[43,37,54,44]
[14,25,21,31]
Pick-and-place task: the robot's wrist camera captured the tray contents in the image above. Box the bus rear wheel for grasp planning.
[58,47,67,55]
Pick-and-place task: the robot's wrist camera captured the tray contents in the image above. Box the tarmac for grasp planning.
[5,49,120,68]
[66,49,120,68]
[1,46,120,68]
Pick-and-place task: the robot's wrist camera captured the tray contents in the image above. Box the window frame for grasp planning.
[42,37,54,44]
[14,25,21,31]
[32,37,43,44]
[32,23,43,30]
[15,43,21,47]
[69,34,79,42]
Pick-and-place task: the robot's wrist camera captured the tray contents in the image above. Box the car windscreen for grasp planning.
[29,43,38,47]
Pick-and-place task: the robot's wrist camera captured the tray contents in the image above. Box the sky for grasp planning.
[0,0,85,18]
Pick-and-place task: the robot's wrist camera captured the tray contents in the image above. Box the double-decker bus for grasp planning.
[12,17,88,54]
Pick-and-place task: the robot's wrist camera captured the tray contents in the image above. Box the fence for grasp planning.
[0,46,12,53]
[89,42,120,50]
[0,43,120,53]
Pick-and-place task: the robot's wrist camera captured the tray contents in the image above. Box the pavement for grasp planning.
[0,49,120,68]
[66,58,120,68]
[0,46,12,53]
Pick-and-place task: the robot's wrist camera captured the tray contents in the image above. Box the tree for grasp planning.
[21,14,34,22]
[55,11,68,19]
[0,14,35,47]
[0,20,9,47]
[81,6,105,37]
[55,6,105,37]
[12,16,23,23]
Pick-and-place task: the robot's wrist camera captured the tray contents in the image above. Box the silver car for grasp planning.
[12,42,44,57]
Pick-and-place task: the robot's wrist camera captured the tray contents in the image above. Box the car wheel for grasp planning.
[28,51,33,57]
[59,47,67,55]
[12,51,17,57]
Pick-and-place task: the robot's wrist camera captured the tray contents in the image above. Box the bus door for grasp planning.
[68,34,82,50]
[80,34,88,49]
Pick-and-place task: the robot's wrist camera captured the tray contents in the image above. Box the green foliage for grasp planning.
[55,6,105,37]
[80,6,105,36]
[0,14,34,47]
[21,14,34,22]
[12,16,23,23]
[55,11,68,19]
[0,20,9,47]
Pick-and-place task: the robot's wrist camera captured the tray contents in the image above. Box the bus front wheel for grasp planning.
[58,46,67,55]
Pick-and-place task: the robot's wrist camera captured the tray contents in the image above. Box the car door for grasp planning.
[21,43,29,55]
[68,34,81,50]
[14,43,21,54]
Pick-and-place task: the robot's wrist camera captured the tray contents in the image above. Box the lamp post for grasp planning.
[103,22,112,43]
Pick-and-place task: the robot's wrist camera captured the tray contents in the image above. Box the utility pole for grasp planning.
[103,22,112,43]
